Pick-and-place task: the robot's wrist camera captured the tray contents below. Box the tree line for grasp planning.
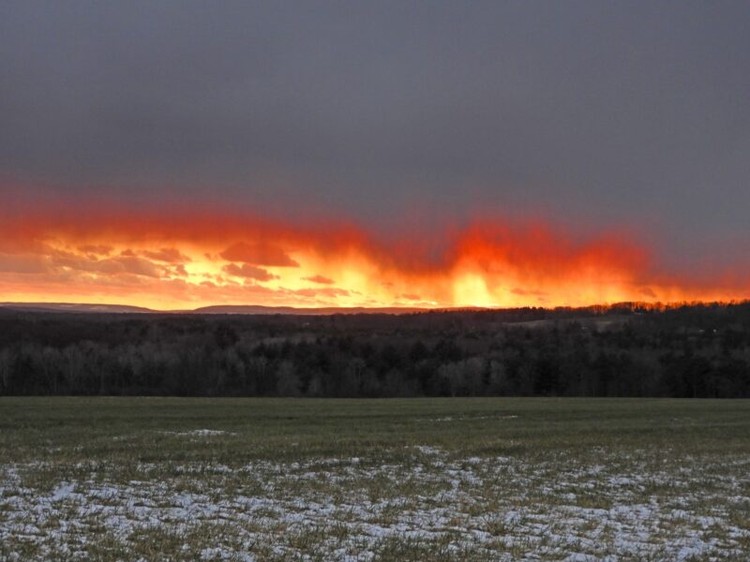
[1,302,749,398]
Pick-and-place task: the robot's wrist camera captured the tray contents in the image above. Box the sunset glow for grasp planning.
[1,192,747,310]
[3,2,750,313]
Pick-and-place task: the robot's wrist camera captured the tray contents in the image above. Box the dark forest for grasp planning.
[1,303,749,398]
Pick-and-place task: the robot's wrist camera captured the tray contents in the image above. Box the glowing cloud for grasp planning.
[223,263,279,282]
[219,242,300,267]
[304,275,336,285]
[0,188,748,310]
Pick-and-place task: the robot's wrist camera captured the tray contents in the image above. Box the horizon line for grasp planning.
[2,299,748,316]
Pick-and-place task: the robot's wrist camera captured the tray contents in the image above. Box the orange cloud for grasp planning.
[77,245,113,256]
[142,248,191,264]
[1,187,748,310]
[222,263,279,282]
[293,287,350,298]
[0,253,50,275]
[219,242,299,267]
[304,275,335,284]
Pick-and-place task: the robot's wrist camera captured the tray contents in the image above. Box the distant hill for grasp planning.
[192,305,428,315]
[0,302,155,314]
[0,302,428,315]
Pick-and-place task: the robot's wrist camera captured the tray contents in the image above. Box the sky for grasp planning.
[1,1,749,310]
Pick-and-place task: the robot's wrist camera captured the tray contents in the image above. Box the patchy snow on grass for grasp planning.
[423,414,518,423]
[160,429,237,438]
[2,448,749,561]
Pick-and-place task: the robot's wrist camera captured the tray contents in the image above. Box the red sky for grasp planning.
[2,189,748,310]
[3,4,749,310]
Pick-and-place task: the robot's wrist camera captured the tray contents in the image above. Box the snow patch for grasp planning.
[163,429,236,437]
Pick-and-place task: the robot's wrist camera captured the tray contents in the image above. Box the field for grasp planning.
[1,398,749,561]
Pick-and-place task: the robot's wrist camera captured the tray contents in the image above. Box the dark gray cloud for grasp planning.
[2,1,749,261]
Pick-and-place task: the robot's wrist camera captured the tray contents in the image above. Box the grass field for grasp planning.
[1,397,749,561]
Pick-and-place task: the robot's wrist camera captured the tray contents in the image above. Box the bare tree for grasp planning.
[276,360,301,396]
[0,349,11,393]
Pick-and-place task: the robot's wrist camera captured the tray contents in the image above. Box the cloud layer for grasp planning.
[1,189,747,310]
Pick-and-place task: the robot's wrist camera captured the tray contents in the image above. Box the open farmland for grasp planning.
[1,397,749,561]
